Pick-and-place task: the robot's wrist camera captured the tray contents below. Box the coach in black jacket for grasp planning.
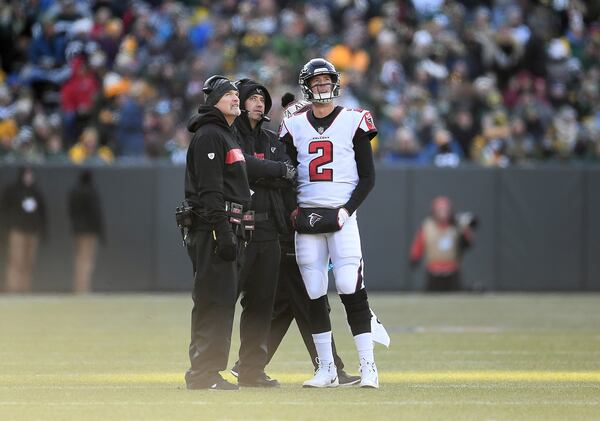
[232,79,295,387]
[183,75,250,391]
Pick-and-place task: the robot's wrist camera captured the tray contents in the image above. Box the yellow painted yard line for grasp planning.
[2,371,600,385]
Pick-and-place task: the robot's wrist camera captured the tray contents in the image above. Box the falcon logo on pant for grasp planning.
[207,153,215,160]
[308,212,322,227]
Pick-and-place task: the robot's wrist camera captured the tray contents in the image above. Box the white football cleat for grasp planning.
[302,360,339,388]
[359,359,379,389]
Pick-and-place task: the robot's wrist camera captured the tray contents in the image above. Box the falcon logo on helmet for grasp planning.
[299,58,341,104]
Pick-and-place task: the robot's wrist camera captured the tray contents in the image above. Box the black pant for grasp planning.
[237,239,280,379]
[425,271,461,291]
[267,250,345,371]
[184,229,244,387]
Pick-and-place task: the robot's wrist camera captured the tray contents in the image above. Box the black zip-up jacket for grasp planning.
[185,105,251,230]
[0,177,47,237]
[234,113,291,241]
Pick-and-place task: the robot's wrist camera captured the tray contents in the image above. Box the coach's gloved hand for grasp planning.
[215,226,237,261]
[337,207,350,228]
[280,161,297,181]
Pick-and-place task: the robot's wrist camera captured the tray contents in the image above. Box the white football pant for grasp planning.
[295,213,364,299]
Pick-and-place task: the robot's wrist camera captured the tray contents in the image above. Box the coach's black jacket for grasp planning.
[234,108,291,242]
[186,105,251,230]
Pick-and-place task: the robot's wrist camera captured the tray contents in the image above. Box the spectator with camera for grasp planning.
[410,196,476,292]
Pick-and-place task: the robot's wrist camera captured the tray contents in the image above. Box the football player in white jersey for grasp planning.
[278,58,379,388]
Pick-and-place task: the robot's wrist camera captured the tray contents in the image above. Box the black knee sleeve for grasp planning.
[340,288,371,336]
[309,295,331,334]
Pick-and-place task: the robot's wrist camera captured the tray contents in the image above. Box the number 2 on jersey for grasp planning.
[308,140,333,181]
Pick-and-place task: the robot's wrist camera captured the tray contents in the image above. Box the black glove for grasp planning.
[216,227,237,261]
[280,161,297,181]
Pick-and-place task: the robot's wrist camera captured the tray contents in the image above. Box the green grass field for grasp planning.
[1,293,599,421]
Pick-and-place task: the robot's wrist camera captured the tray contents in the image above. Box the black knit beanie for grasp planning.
[203,75,238,106]
[235,78,272,114]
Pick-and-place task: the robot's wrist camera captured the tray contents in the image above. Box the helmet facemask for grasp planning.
[298,59,341,103]
[306,76,340,103]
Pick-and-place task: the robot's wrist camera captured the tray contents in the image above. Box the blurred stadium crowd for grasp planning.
[0,0,599,167]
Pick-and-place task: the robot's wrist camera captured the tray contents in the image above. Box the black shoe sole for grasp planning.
[187,384,239,390]
[339,378,361,387]
[187,381,239,390]
[238,382,280,388]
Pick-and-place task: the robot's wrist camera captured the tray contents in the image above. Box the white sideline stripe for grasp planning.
[1,383,599,390]
[0,385,167,390]
[0,401,598,407]
[0,361,310,367]
[3,371,600,384]
[434,350,600,355]
[0,362,185,367]
[407,384,600,389]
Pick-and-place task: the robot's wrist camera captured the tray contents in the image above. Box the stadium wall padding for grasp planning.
[0,164,598,292]
[586,168,600,290]
[496,168,585,291]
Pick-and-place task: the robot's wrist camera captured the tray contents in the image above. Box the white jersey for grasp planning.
[279,106,376,208]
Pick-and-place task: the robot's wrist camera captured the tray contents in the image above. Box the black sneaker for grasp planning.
[230,361,240,378]
[187,375,239,391]
[338,369,361,387]
[209,378,239,390]
[238,372,280,388]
